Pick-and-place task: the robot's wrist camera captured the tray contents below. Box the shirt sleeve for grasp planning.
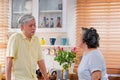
[6,34,18,58]
[88,53,104,73]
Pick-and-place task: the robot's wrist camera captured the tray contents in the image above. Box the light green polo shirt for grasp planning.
[6,32,43,80]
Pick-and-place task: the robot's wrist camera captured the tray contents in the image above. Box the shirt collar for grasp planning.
[20,32,36,40]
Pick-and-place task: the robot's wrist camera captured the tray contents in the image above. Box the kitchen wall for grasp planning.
[36,0,76,70]
[66,0,76,46]
[36,0,76,46]
[0,0,77,72]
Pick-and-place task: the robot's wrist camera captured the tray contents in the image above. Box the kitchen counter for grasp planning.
[38,73,78,80]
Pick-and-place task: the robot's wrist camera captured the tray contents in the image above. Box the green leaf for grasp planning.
[54,49,76,70]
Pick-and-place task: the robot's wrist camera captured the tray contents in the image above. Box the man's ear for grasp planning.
[20,24,24,31]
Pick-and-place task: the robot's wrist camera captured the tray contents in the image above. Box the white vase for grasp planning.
[56,69,63,80]
[63,69,69,79]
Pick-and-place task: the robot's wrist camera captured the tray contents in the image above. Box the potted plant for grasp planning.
[54,47,76,79]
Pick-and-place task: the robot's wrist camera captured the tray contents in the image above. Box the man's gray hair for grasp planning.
[18,14,35,25]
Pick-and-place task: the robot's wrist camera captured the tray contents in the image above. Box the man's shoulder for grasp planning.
[10,33,22,39]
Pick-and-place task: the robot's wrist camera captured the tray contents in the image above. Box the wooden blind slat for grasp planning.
[0,0,9,66]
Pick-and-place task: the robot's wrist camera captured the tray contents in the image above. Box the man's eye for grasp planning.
[29,24,33,27]
[33,24,36,27]
[29,24,36,27]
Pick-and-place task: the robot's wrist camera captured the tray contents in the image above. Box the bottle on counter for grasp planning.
[58,0,62,10]
[43,17,46,28]
[40,20,44,28]
[0,64,2,80]
[46,18,49,28]
[40,38,46,45]
[50,18,54,28]
[0,65,5,80]
[56,17,62,28]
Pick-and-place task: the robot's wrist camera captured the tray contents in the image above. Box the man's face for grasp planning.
[21,19,36,38]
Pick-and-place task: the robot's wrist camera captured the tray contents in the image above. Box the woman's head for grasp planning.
[80,27,100,48]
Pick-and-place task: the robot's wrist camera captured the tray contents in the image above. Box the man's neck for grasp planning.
[23,32,32,41]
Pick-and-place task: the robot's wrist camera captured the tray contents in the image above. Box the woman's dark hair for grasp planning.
[82,27,100,48]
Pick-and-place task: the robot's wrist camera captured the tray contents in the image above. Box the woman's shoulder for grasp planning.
[90,49,101,55]
[87,49,104,60]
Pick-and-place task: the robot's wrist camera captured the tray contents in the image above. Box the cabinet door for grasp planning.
[37,0,66,32]
[10,0,66,32]
[10,0,33,32]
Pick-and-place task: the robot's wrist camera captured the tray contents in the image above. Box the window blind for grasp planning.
[0,0,9,66]
[76,0,120,74]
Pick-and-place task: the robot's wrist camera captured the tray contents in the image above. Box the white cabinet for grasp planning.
[9,0,67,32]
[10,0,33,31]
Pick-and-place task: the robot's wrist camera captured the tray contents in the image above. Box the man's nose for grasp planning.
[32,25,36,29]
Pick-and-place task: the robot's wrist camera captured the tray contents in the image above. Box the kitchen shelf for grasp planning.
[40,10,62,13]
[41,45,75,48]
[13,11,32,14]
